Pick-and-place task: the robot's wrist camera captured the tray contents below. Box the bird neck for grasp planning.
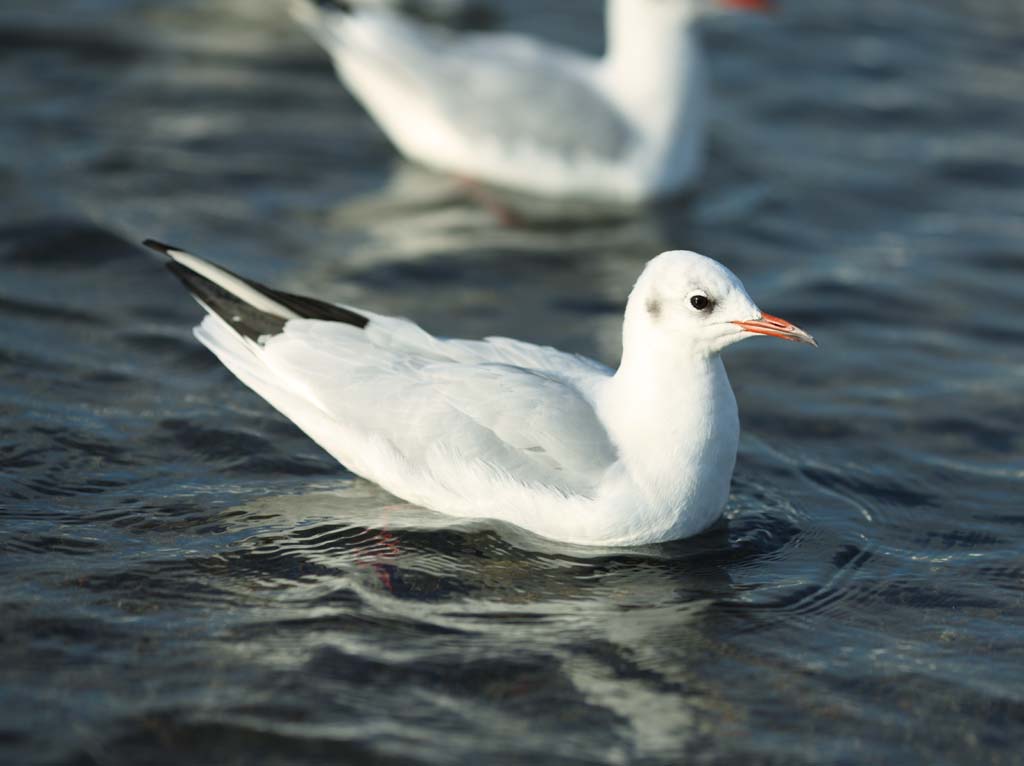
[601,1,705,116]
[600,0,708,190]
[599,320,739,520]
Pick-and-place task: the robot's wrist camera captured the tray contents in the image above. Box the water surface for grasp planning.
[2,1,1024,764]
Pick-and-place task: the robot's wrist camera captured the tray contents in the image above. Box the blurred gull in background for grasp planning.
[148,239,813,546]
[344,0,496,28]
[291,0,771,203]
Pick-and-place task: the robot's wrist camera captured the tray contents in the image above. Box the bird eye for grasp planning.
[689,293,711,311]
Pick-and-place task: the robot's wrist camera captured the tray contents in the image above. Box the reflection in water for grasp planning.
[325,162,671,253]
[197,487,734,761]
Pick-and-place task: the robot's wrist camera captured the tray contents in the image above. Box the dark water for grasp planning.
[3,1,1024,764]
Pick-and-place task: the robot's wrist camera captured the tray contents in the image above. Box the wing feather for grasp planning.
[256,319,617,494]
[297,3,635,161]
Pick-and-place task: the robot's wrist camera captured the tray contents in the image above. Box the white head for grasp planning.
[623,250,815,359]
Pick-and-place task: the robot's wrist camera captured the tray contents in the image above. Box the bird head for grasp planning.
[626,250,815,358]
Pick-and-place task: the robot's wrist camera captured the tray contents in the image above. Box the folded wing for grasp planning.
[294,1,635,162]
[152,240,618,500]
[257,318,617,495]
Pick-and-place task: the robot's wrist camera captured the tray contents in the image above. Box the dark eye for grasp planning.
[690,294,711,311]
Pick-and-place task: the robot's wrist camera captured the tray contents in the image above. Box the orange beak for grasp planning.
[732,313,817,346]
[722,0,775,11]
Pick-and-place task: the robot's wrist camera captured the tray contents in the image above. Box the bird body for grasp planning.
[292,0,767,203]
[149,240,813,546]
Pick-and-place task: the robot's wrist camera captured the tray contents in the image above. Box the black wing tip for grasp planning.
[164,260,193,284]
[258,287,369,329]
[143,238,180,257]
[156,237,370,332]
[164,261,202,294]
[167,261,287,341]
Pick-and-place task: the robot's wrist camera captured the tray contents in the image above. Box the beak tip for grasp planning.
[733,313,816,347]
[781,332,817,348]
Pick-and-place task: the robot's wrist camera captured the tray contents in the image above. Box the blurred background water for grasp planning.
[2,1,1024,764]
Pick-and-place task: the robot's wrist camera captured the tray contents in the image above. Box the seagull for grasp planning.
[146,239,814,546]
[291,0,771,204]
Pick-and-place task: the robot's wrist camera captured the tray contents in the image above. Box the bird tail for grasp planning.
[145,237,387,471]
[142,239,368,342]
[291,0,428,67]
[290,0,357,52]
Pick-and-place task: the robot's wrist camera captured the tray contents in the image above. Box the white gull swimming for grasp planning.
[291,0,771,203]
[147,240,814,546]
